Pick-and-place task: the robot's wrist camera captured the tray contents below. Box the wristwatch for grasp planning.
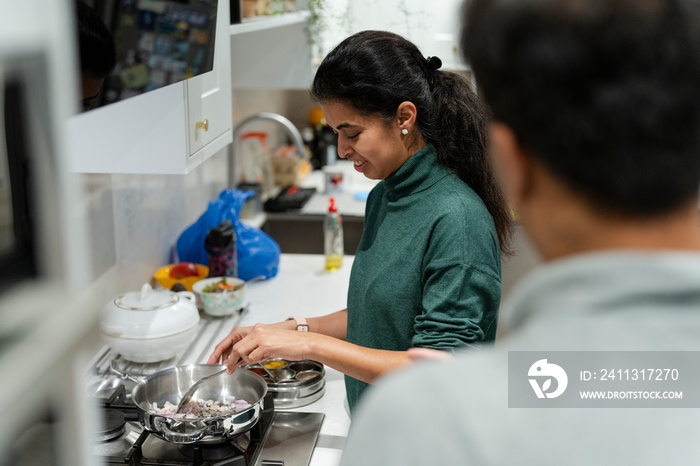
[287,316,309,332]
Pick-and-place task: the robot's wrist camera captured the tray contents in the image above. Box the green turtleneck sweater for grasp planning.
[345,144,502,413]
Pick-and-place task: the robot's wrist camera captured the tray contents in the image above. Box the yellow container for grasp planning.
[154,263,209,291]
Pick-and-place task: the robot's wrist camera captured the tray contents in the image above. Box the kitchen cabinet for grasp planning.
[67,0,233,174]
[229,11,313,89]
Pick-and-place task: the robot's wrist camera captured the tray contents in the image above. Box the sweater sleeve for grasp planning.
[413,263,501,348]
[412,195,502,349]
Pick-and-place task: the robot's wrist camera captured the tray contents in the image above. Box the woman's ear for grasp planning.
[396,101,418,132]
[489,122,532,207]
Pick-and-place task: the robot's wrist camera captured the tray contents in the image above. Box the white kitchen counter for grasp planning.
[237,253,354,466]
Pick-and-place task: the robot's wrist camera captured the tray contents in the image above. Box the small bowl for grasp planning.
[270,367,295,382]
[154,263,209,291]
[192,276,246,316]
[288,361,315,372]
[262,359,288,370]
[295,370,322,382]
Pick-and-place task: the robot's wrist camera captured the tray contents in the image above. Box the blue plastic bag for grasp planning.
[175,189,280,281]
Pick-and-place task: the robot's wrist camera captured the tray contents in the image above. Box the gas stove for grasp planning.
[89,311,325,466]
[93,382,324,466]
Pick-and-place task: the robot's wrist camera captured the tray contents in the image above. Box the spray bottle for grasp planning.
[324,197,344,271]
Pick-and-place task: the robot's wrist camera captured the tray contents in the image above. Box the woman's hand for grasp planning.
[206,325,254,367]
[227,324,314,371]
[208,318,299,369]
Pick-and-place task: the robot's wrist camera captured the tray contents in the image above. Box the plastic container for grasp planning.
[205,220,237,278]
[324,197,344,272]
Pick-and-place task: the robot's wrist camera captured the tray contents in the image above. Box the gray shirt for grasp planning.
[340,251,700,465]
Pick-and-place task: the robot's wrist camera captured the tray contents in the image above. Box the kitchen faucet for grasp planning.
[227,112,306,189]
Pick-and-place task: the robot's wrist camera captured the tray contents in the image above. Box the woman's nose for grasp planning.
[336,138,350,159]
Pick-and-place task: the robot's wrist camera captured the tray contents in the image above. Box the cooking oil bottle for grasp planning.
[324,197,344,271]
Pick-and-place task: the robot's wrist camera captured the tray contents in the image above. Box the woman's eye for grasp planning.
[347,133,359,140]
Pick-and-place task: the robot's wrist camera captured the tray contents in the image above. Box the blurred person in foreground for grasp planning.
[340,0,700,464]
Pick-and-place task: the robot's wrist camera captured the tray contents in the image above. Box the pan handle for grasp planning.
[154,417,208,444]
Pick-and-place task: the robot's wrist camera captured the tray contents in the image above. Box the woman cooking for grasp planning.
[208,30,512,413]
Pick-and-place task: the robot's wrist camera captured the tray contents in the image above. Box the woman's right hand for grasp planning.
[206,325,254,366]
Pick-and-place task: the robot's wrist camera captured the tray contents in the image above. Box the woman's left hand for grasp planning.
[226,323,314,372]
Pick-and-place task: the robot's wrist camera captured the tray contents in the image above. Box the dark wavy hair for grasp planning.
[462,0,700,217]
[311,30,512,254]
[76,1,116,79]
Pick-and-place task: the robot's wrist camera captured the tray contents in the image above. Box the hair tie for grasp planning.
[427,56,442,72]
[412,53,442,91]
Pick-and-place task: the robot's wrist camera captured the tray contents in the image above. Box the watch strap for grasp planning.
[287,316,309,332]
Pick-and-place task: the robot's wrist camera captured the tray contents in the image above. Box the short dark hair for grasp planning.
[76,1,116,79]
[462,0,700,216]
[311,30,512,252]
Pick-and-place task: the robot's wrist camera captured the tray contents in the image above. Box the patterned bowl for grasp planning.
[192,277,246,316]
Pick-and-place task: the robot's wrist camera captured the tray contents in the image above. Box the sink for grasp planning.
[261,213,364,254]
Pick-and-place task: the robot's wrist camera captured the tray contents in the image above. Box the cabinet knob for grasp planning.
[196,119,209,132]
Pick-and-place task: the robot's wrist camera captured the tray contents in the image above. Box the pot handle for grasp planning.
[177,291,196,303]
[154,417,208,444]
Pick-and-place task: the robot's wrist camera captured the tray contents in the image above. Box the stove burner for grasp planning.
[176,433,249,461]
[94,419,143,460]
[99,409,127,442]
[130,405,273,466]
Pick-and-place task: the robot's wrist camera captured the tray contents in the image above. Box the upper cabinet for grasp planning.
[68,0,233,174]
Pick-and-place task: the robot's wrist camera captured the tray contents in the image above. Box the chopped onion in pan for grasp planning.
[152,395,251,419]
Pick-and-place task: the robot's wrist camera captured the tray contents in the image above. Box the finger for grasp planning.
[206,353,220,365]
[246,345,271,364]
[220,347,233,365]
[207,341,230,364]
[225,351,242,374]
[231,334,259,363]
[207,343,228,364]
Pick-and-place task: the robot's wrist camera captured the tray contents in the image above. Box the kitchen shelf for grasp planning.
[229,10,313,89]
[229,10,311,35]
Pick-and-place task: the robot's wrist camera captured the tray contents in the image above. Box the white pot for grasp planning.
[100,284,200,363]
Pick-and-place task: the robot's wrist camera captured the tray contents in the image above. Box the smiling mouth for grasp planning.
[353,160,366,167]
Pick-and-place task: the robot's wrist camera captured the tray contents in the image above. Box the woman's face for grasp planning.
[321,100,411,180]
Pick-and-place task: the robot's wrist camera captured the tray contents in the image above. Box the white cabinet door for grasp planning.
[186,0,233,166]
[68,0,233,174]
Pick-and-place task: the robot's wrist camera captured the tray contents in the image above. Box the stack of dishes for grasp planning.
[244,359,325,409]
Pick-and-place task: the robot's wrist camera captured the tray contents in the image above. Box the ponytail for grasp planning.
[312,30,513,254]
[428,71,513,254]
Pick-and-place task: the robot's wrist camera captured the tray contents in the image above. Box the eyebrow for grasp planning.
[334,123,358,131]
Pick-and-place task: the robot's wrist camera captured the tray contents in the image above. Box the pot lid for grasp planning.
[115,284,178,310]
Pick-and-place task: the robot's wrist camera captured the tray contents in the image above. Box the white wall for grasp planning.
[313,0,466,69]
